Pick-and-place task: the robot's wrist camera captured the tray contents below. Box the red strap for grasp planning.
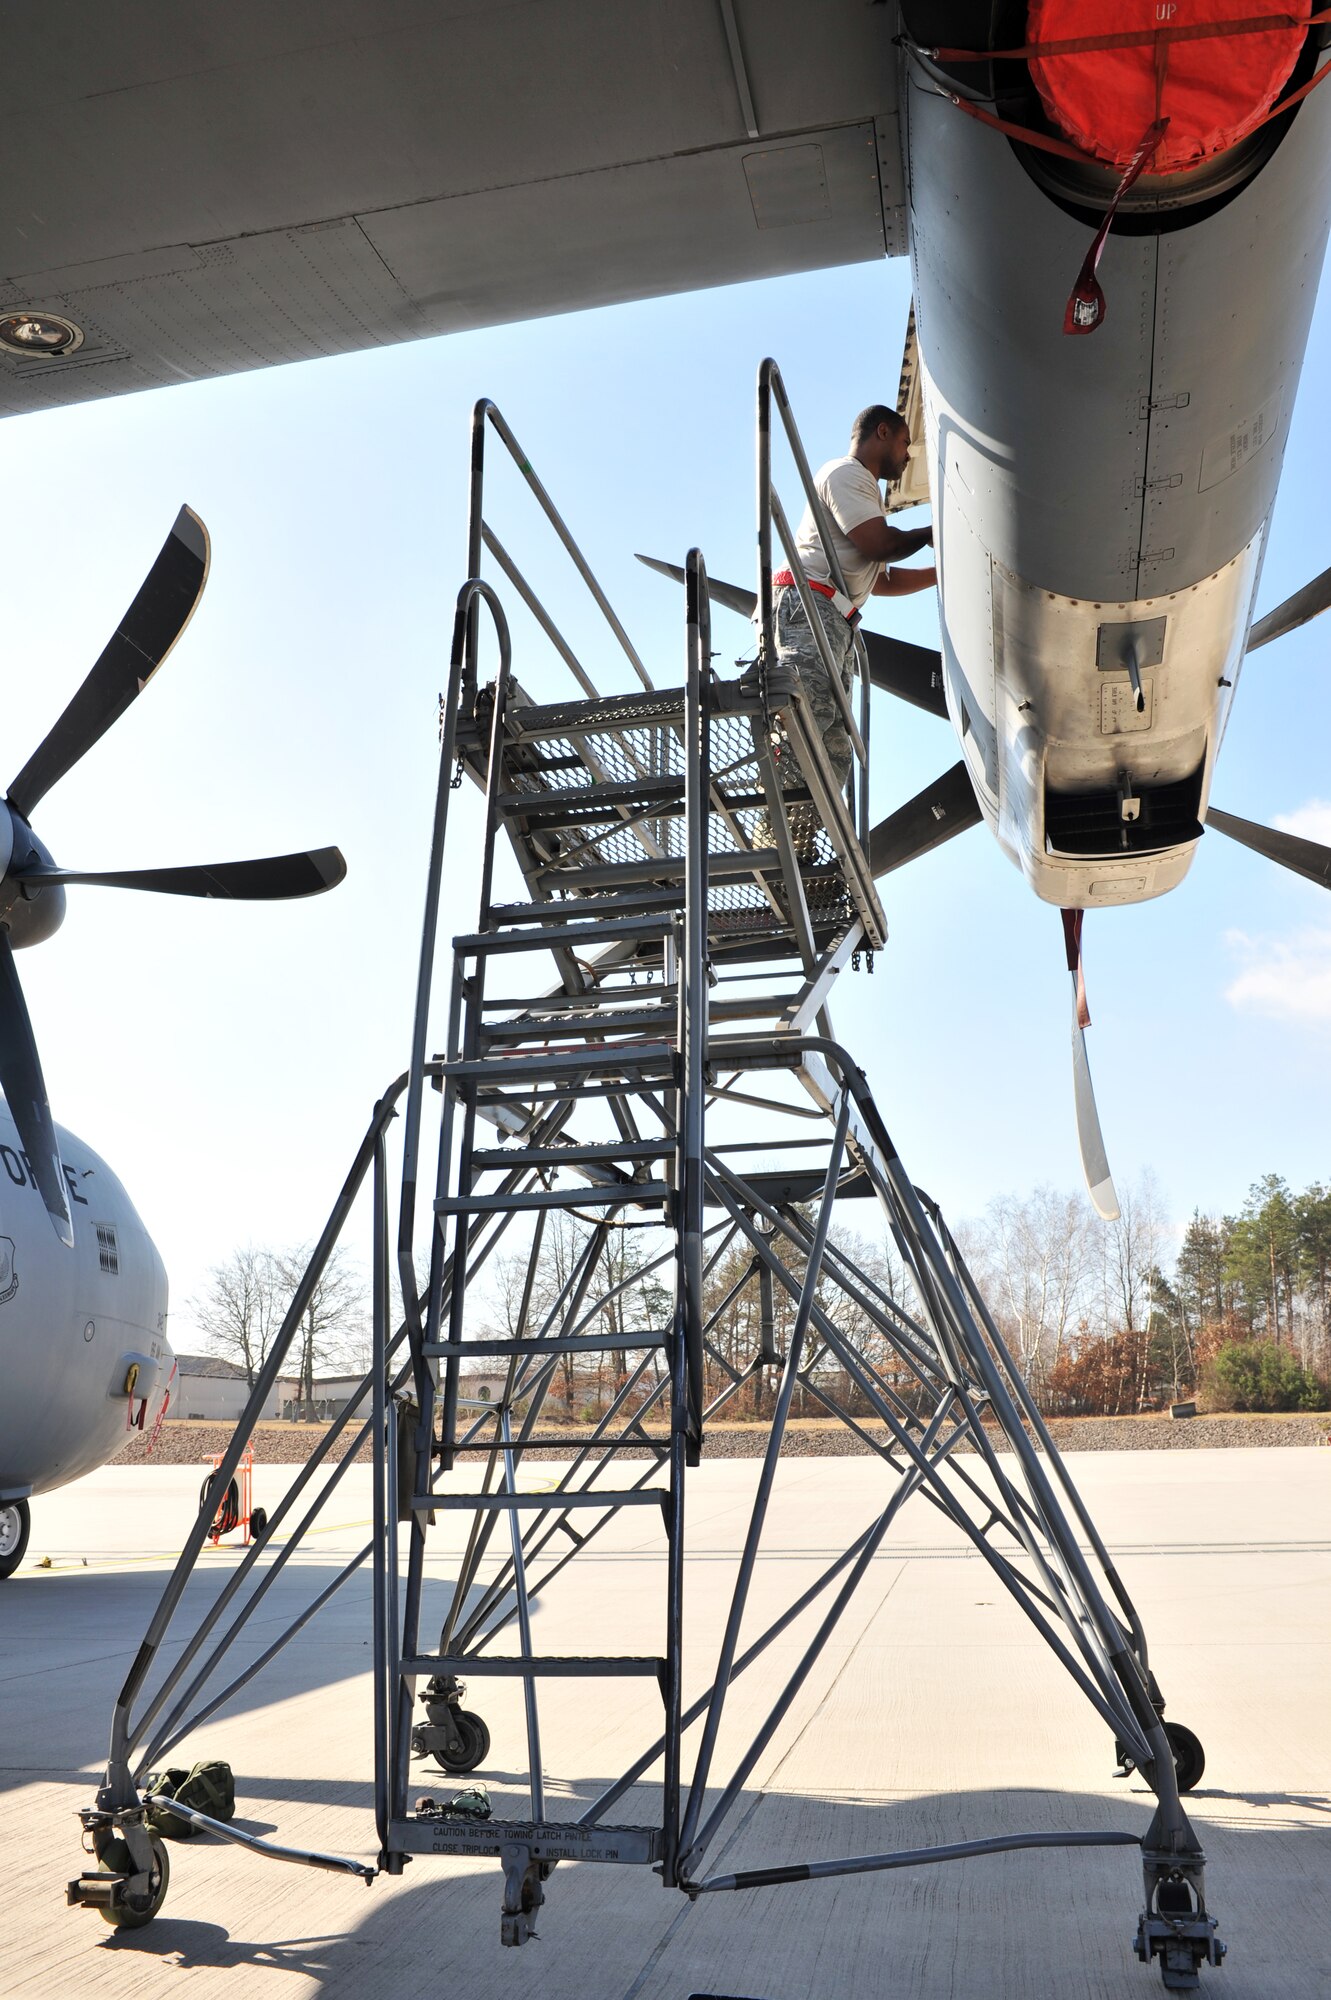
[944,93,1099,162]
[1064,118,1169,333]
[933,44,1331,166]
[148,1361,177,1455]
[773,568,835,599]
[922,11,1330,64]
[772,569,863,625]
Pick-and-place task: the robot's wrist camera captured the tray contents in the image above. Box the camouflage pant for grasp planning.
[771,584,855,857]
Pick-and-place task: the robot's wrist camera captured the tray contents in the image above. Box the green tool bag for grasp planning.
[143,1759,236,1839]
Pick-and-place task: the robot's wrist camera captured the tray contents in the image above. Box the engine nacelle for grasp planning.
[901,12,1331,905]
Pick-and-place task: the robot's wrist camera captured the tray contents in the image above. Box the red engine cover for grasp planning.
[1028,0,1310,172]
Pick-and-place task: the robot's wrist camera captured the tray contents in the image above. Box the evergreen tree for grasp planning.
[1225,1175,1298,1344]
[1294,1183,1331,1372]
[1175,1212,1233,1333]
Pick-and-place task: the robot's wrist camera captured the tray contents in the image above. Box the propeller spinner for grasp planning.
[0,507,346,1244]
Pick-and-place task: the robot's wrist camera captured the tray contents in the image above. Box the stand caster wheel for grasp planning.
[249,1507,268,1542]
[413,1676,492,1772]
[96,1831,170,1928]
[1116,1720,1206,1794]
[439,1709,491,1773]
[416,1709,491,1772]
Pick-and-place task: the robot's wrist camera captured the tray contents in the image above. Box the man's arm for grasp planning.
[872,564,937,598]
[846,518,934,562]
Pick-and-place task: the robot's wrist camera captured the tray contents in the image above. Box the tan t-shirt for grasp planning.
[793,456,885,609]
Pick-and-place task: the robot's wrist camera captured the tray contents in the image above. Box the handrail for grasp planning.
[398,577,511,1360]
[100,1071,415,1812]
[756,358,872,854]
[466,397,654,698]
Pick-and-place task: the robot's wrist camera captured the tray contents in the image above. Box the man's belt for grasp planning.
[772,568,860,624]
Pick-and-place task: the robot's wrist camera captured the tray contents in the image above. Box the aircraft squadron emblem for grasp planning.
[0,1238,19,1305]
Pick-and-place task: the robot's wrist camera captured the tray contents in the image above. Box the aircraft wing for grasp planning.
[0,2,904,420]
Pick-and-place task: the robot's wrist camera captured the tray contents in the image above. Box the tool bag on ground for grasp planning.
[142,1759,236,1838]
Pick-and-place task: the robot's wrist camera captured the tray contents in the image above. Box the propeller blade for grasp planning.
[868,761,981,877]
[858,630,948,719]
[1206,806,1331,889]
[637,553,948,717]
[0,934,72,1245]
[8,506,210,820]
[635,553,757,620]
[1060,911,1118,1222]
[1070,985,1120,1223]
[1247,562,1331,652]
[15,848,347,901]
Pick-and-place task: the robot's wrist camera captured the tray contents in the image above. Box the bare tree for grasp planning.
[483,1212,590,1412]
[1096,1170,1170,1409]
[973,1186,1095,1389]
[189,1245,283,1388]
[273,1245,369,1416]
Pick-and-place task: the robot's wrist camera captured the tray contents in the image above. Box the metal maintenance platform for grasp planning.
[69,371,1223,1990]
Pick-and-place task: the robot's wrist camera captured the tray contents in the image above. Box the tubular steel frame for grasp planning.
[75,376,1223,1989]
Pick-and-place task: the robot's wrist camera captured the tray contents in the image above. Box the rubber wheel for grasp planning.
[95,1832,170,1928]
[433,1709,491,1773]
[249,1507,268,1542]
[1115,1723,1206,1794]
[0,1498,30,1579]
[1164,1720,1206,1794]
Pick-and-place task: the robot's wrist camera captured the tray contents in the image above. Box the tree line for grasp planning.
[958,1172,1331,1415]
[188,1171,1331,1426]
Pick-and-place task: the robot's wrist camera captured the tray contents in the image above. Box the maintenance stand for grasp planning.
[69,368,1223,1992]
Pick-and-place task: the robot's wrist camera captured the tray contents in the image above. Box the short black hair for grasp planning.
[851,404,907,443]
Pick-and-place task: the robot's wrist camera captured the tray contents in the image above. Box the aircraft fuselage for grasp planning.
[0,1106,171,1505]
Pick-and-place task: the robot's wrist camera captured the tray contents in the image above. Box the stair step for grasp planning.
[425,1329,666,1359]
[408,1487,666,1513]
[486,888,684,925]
[536,848,785,891]
[443,1043,675,1083]
[443,1434,668,1454]
[510,688,684,740]
[470,1139,672,1168]
[389,1817,662,1865]
[478,1008,674,1043]
[480,990,671,1014]
[497,780,685,818]
[436,1181,672,1215]
[479,993,792,1033]
[452,913,672,954]
[401,1654,665,1679]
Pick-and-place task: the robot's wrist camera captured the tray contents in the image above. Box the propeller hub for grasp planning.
[0,807,65,949]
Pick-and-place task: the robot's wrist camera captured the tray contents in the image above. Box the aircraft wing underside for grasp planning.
[0,1,904,419]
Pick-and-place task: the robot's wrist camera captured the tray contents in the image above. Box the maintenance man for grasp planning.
[774,404,935,812]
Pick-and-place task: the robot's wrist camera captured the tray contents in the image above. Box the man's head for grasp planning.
[851,404,911,484]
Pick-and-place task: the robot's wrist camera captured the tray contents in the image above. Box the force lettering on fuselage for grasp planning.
[0,1145,89,1207]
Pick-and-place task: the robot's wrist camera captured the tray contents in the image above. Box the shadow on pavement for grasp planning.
[0,1558,481,1796]
[81,1782,1331,2000]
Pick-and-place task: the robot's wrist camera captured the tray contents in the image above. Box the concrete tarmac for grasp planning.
[2,1449,1327,1999]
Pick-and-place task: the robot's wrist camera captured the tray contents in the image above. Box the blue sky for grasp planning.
[3,247,1330,1338]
